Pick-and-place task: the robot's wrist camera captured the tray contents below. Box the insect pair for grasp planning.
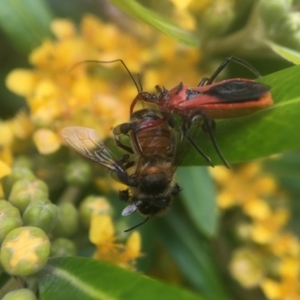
[62,56,273,230]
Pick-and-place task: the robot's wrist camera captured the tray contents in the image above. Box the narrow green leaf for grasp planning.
[176,167,217,237]
[264,152,300,194]
[180,64,300,166]
[268,42,300,65]
[109,0,198,46]
[0,0,54,54]
[157,208,231,300]
[39,257,204,300]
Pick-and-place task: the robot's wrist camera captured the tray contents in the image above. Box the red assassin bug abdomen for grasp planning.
[157,79,272,119]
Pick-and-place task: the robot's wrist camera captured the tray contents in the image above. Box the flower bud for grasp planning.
[50,238,77,257]
[0,227,50,276]
[8,179,48,213]
[2,288,37,300]
[79,195,112,228]
[234,221,252,242]
[2,167,36,197]
[259,0,292,28]
[0,200,23,244]
[200,1,234,37]
[273,12,300,49]
[65,160,92,186]
[13,156,32,169]
[52,203,79,237]
[23,200,58,234]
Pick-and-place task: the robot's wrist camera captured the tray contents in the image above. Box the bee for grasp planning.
[62,108,181,231]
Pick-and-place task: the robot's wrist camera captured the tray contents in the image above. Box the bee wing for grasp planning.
[62,126,125,174]
[121,203,137,216]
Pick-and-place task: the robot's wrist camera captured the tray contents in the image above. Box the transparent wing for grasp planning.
[122,203,137,216]
[61,126,126,174]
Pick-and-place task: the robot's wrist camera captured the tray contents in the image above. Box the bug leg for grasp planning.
[182,119,214,167]
[130,93,145,115]
[197,77,210,87]
[199,112,230,168]
[199,56,261,86]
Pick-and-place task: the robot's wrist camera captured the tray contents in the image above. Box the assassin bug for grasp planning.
[130,56,273,168]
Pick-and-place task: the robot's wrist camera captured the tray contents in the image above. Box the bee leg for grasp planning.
[113,123,134,154]
[116,154,130,165]
[119,189,130,202]
[171,183,182,195]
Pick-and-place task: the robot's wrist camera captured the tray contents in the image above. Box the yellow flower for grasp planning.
[279,257,300,280]
[33,129,60,154]
[9,111,33,140]
[0,114,31,166]
[261,277,300,300]
[51,19,76,40]
[0,121,14,147]
[213,163,298,297]
[0,160,12,179]
[122,231,142,262]
[95,177,127,194]
[89,214,115,248]
[5,69,37,97]
[243,197,271,220]
[0,146,13,166]
[170,0,193,10]
[89,214,142,269]
[250,209,289,244]
[270,233,300,257]
[261,278,281,300]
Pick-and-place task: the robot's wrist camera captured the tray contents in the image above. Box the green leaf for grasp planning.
[176,167,217,237]
[156,208,231,300]
[264,152,300,194]
[39,257,204,300]
[0,0,54,55]
[180,64,300,166]
[268,42,300,65]
[108,0,198,46]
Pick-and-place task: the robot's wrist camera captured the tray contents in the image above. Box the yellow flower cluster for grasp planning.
[211,163,300,299]
[0,112,33,196]
[3,13,205,198]
[5,14,204,157]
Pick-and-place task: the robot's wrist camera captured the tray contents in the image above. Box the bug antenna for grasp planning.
[124,217,149,232]
[137,73,143,92]
[69,59,141,93]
